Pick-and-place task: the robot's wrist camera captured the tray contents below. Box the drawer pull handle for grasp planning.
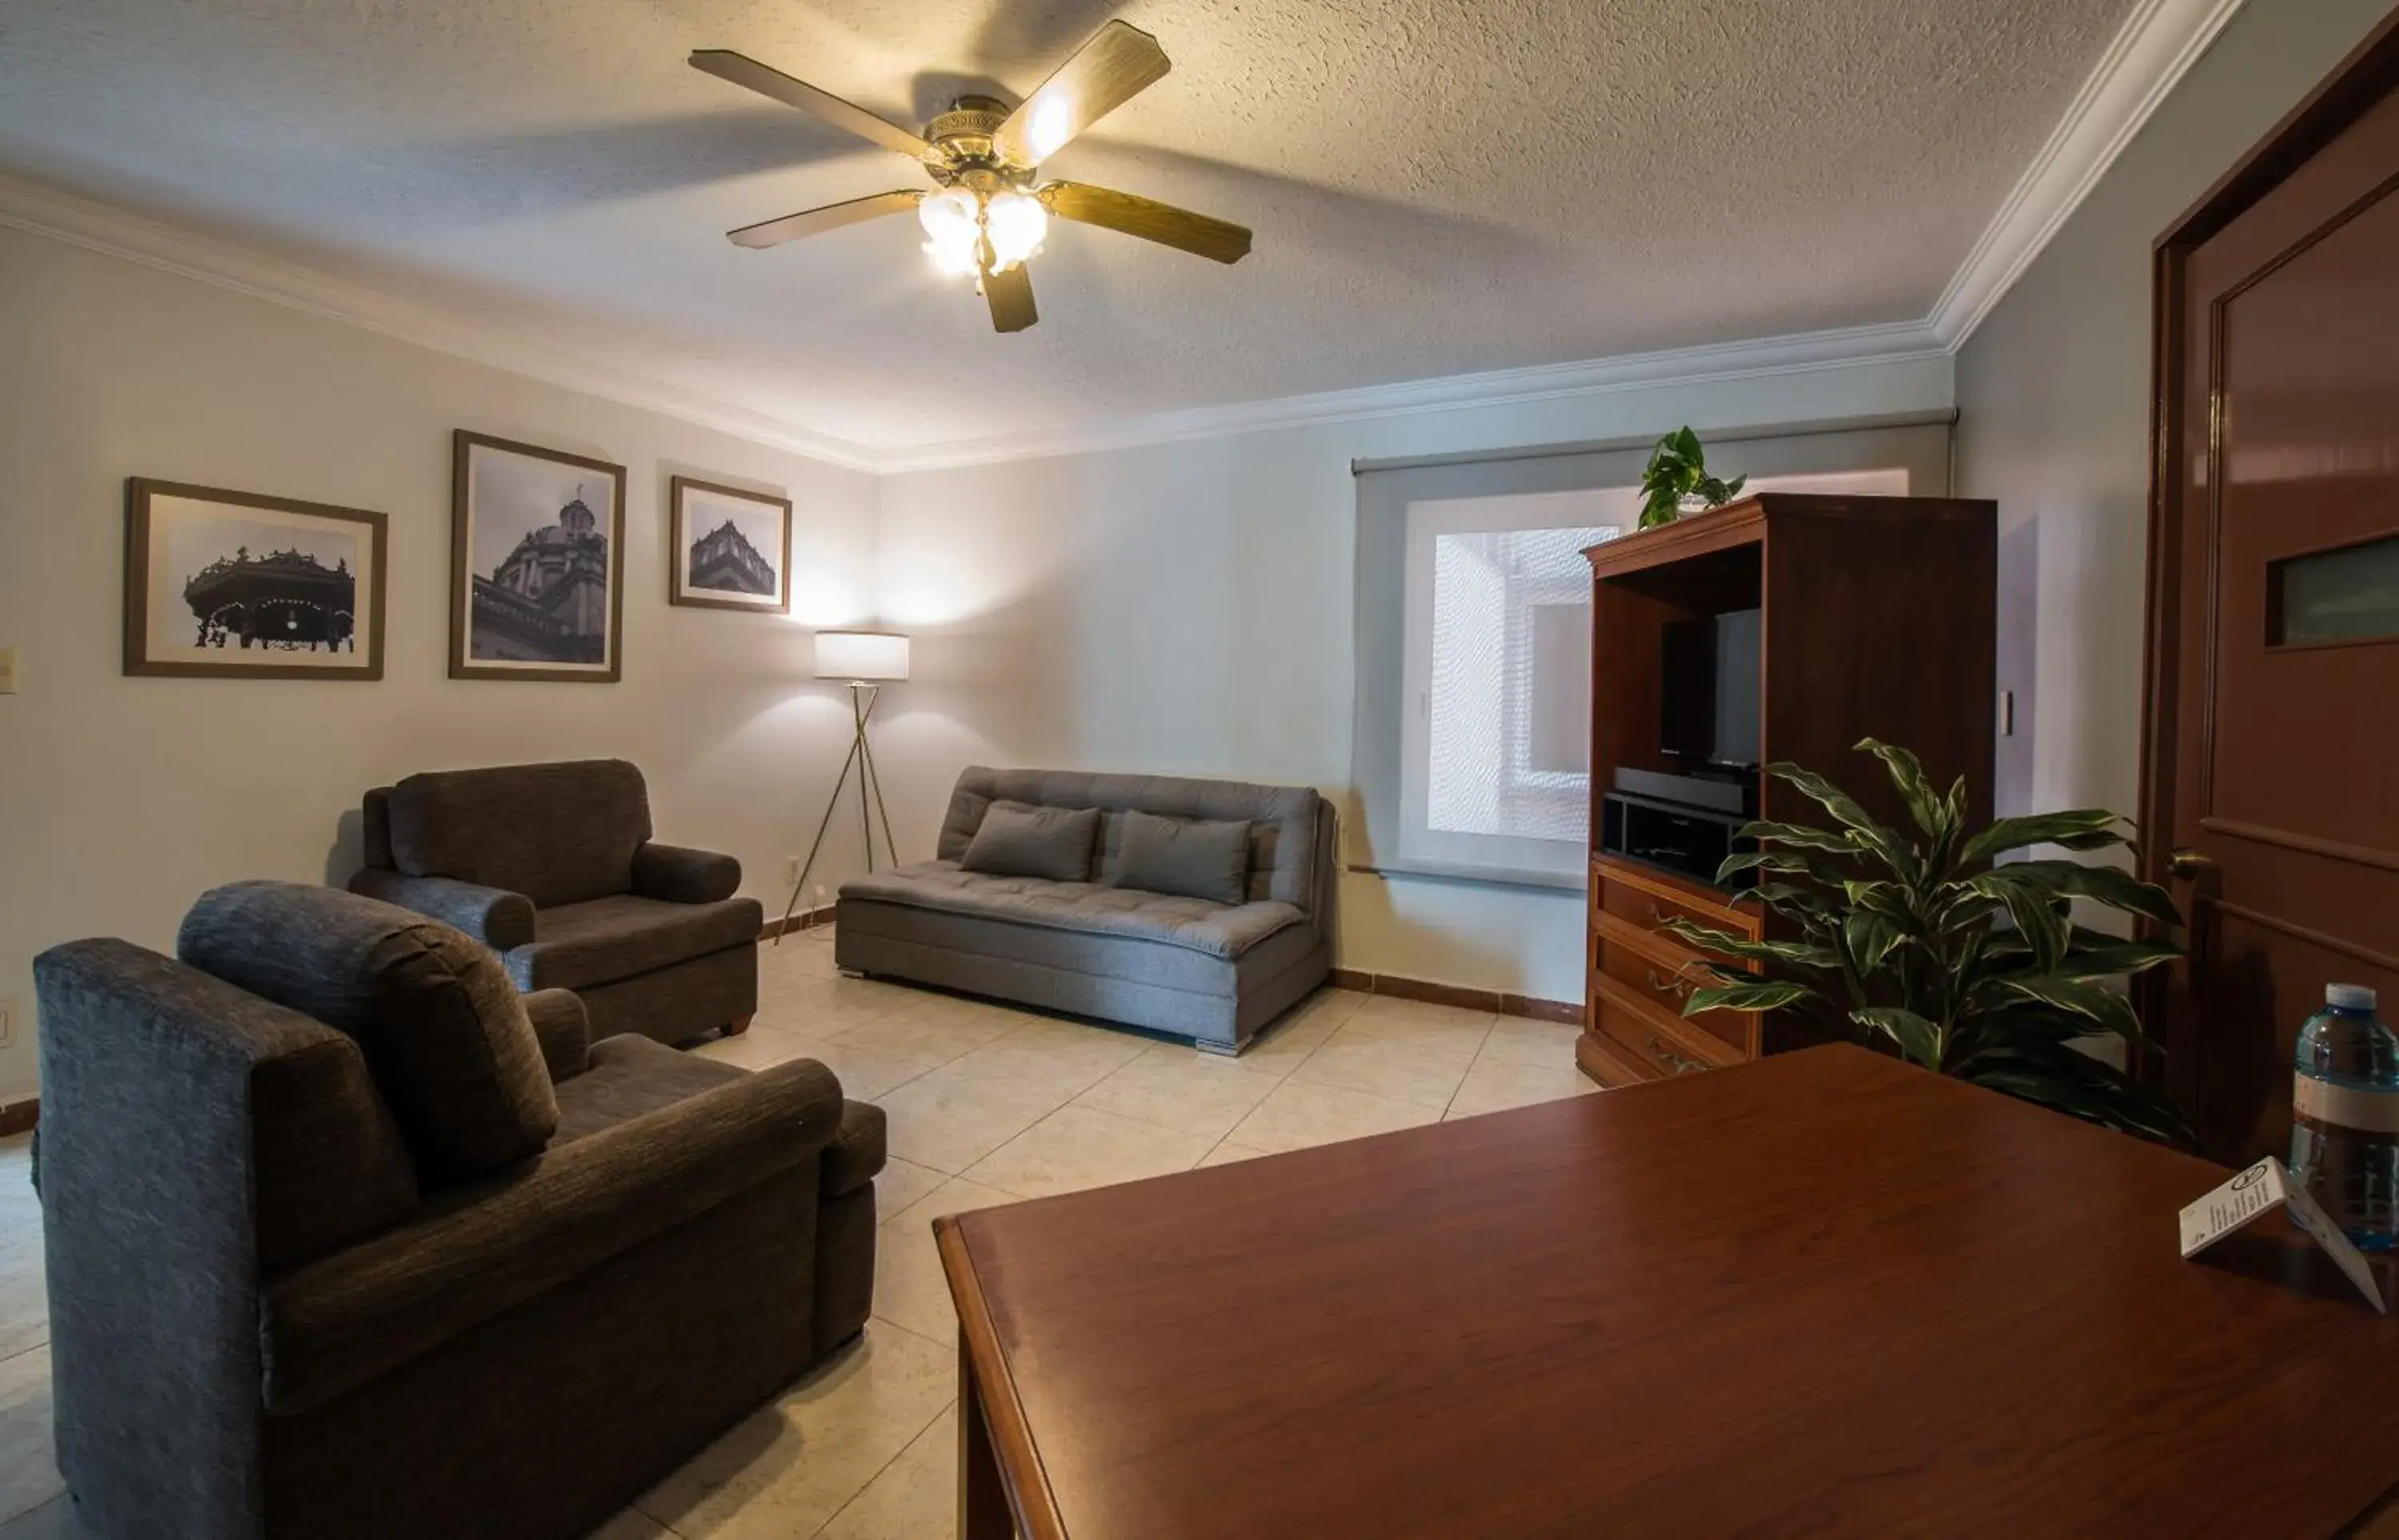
[1643,966,1694,1002]
[1646,1032,1711,1075]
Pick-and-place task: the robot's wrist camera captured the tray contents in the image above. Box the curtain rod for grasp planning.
[1348,408,1958,476]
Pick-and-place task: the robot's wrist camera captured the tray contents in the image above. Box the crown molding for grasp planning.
[1928,0,2249,347]
[872,321,1949,472]
[0,172,884,473]
[0,0,2245,473]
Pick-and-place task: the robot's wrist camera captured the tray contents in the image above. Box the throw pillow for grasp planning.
[1113,808,1251,905]
[960,801,1101,883]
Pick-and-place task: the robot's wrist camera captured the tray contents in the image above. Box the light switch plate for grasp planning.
[0,999,14,1049]
[0,648,18,694]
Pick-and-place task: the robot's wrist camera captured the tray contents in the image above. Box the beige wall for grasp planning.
[872,355,1956,1006]
[0,225,882,1099]
[1956,0,2393,820]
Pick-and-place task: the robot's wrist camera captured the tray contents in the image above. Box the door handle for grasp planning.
[2167,848,2216,880]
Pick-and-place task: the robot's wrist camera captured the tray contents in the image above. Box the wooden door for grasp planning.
[2146,13,2399,1163]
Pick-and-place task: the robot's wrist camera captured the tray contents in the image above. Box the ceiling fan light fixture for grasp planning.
[918,187,983,276]
[985,190,1049,269]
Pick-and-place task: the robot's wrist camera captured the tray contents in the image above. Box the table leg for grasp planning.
[960,1333,1013,1540]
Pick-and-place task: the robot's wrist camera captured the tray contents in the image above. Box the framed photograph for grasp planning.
[450,430,627,681]
[669,476,793,614]
[124,478,386,680]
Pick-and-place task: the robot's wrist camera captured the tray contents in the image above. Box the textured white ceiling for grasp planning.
[0,0,2140,453]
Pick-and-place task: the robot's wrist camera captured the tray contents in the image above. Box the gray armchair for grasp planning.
[349,758,760,1044]
[31,881,882,1540]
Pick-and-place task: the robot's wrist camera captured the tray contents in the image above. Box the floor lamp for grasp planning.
[778,629,909,942]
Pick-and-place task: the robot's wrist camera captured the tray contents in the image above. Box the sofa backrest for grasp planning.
[377,758,653,908]
[936,767,1331,914]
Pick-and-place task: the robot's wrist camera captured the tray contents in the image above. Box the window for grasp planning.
[1351,420,1946,889]
[1399,489,1629,877]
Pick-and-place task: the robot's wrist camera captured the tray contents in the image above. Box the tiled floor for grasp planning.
[0,926,1595,1538]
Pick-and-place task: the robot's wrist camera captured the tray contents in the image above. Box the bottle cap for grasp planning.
[2327,983,2379,1011]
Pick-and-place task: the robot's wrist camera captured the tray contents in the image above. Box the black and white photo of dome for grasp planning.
[456,436,624,675]
[671,479,790,613]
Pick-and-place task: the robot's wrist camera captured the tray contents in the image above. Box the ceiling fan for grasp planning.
[689,21,1251,334]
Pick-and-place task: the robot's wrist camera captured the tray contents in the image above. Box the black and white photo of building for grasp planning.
[451,433,626,680]
[126,480,387,680]
[671,478,792,613]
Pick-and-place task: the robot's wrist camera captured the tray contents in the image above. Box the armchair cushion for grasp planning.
[632,842,741,904]
[521,988,589,1083]
[504,894,763,994]
[385,759,653,909]
[180,881,559,1185]
[257,1055,844,1414]
[820,1099,886,1199]
[345,869,534,951]
[551,1035,746,1144]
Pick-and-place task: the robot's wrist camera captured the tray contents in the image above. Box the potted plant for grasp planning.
[1662,738,2194,1146]
[1638,426,1746,529]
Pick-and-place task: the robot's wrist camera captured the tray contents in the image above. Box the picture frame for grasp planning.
[669,476,794,614]
[123,477,387,680]
[449,429,628,682]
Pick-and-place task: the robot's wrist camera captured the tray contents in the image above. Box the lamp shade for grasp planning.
[813,630,911,682]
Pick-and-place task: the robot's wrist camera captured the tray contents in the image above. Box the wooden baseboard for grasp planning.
[1329,968,1581,1025]
[0,1096,37,1138]
[760,904,837,940]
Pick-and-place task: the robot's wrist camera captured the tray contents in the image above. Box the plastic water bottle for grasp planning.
[2289,983,2399,1251]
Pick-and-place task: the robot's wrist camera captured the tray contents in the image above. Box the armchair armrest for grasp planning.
[260,1056,844,1414]
[631,841,741,904]
[346,869,535,950]
[521,988,589,1082]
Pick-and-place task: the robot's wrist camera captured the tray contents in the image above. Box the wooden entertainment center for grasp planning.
[1577,493,1998,1087]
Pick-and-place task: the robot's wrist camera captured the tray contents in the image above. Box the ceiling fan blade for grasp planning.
[689,50,933,161]
[991,21,1170,167]
[727,190,926,249]
[983,262,1037,333]
[1041,181,1251,264]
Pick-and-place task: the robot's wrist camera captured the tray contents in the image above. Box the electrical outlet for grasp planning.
[784,856,803,887]
[0,998,15,1049]
[0,648,18,695]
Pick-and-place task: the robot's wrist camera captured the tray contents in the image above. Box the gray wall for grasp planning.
[1956,0,2393,819]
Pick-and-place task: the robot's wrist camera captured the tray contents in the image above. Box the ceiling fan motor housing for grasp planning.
[926,96,1028,191]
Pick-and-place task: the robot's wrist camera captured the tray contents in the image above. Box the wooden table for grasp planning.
[934,1044,2399,1538]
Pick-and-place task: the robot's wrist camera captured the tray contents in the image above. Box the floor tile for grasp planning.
[1225,1079,1443,1155]
[872,1179,1023,1344]
[824,1000,1021,1067]
[0,1347,62,1527]
[944,1019,1148,1101]
[1340,995,1499,1051]
[1476,1016,1584,1070]
[1447,1057,1601,1119]
[0,1497,88,1540]
[634,1324,951,1540]
[1196,1141,1273,1168]
[873,1067,1070,1175]
[872,1158,948,1222]
[0,1139,43,1365]
[964,1105,1215,1200]
[689,1022,820,1073]
[1287,1034,1476,1109]
[1233,988,1366,1070]
[756,973,917,1037]
[1073,1047,1283,1140]
[814,1403,956,1540]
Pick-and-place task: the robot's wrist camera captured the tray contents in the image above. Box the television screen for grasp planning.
[1660,608,1760,766]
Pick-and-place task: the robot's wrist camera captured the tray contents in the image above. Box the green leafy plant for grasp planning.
[1661,739,2195,1146]
[1638,425,1746,529]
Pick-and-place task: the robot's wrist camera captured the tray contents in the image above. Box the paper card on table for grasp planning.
[2179,1155,2387,1313]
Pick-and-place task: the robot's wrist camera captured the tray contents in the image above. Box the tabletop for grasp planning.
[936,1043,2399,1538]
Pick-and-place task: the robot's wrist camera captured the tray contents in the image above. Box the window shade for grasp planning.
[1350,413,1955,889]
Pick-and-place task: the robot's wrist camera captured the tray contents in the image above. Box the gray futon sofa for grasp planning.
[836,767,1335,1051]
